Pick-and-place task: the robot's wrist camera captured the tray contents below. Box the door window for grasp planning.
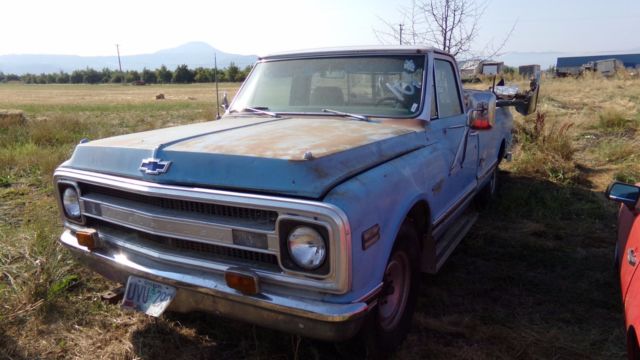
[434,60,462,118]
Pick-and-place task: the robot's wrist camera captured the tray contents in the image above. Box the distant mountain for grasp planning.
[0,42,257,75]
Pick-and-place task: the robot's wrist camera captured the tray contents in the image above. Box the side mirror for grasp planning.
[515,72,541,116]
[467,91,496,130]
[606,181,640,209]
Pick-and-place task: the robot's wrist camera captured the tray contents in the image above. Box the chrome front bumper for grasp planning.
[60,230,370,341]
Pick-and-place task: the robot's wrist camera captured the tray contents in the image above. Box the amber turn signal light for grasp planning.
[225,268,260,295]
[76,229,99,250]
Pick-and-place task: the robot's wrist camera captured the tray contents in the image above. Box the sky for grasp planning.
[1,0,639,57]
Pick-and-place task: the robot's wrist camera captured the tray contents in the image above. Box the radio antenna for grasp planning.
[214,53,221,120]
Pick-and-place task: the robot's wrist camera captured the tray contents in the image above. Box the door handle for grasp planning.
[629,248,637,266]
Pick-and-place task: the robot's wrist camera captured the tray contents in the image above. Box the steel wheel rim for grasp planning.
[378,250,411,330]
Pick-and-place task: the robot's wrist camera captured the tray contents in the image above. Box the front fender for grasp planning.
[322,146,445,303]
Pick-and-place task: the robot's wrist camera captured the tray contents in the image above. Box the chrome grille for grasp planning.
[79,183,278,230]
[87,218,280,269]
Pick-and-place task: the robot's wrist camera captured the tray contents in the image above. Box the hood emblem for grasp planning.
[139,158,171,175]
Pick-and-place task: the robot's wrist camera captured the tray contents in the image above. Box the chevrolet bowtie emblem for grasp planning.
[139,158,171,175]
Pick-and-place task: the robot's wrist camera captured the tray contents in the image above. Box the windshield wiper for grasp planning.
[232,106,280,118]
[321,108,370,122]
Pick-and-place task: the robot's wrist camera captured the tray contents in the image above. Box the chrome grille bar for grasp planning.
[80,192,279,252]
[80,183,278,230]
[86,219,280,269]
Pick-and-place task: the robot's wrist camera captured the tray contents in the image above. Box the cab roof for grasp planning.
[259,45,448,61]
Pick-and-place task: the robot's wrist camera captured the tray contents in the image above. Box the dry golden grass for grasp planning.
[0,83,238,105]
[1,77,638,359]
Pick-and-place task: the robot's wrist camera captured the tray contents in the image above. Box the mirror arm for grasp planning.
[496,99,526,108]
[626,203,640,214]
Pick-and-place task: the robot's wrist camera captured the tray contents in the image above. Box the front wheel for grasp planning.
[363,224,420,356]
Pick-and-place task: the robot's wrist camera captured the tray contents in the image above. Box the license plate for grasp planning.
[121,276,176,317]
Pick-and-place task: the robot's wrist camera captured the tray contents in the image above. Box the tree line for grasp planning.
[0,63,253,84]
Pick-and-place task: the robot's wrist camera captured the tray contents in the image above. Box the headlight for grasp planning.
[287,226,326,270]
[62,187,81,219]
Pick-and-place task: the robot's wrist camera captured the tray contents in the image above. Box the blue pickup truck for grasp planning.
[53,46,539,353]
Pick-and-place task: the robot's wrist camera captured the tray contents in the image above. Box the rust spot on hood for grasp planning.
[167,117,418,160]
[83,117,278,149]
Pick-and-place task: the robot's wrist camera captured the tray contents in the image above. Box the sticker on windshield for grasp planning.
[411,103,418,112]
[404,60,416,73]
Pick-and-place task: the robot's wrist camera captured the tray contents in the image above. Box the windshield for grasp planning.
[230,55,425,118]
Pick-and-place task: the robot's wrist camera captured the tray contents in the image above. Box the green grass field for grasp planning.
[0,78,637,359]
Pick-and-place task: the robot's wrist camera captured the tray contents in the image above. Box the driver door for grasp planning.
[428,57,478,224]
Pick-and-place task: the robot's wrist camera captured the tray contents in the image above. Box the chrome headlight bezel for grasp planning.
[56,180,84,224]
[279,219,330,276]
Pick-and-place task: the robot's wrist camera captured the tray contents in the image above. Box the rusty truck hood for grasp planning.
[65,116,425,198]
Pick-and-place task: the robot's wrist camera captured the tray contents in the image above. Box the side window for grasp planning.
[434,59,462,118]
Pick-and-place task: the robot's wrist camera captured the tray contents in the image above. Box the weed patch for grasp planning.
[593,138,638,164]
[512,112,578,183]
[614,166,640,184]
[592,108,637,135]
[28,115,89,146]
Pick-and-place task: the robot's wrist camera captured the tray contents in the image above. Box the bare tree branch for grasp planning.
[373,0,514,60]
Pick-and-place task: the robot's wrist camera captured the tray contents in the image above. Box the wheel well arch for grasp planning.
[497,139,506,164]
[403,200,431,251]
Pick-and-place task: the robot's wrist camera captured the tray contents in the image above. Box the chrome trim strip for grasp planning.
[55,168,352,294]
[437,161,496,231]
[435,212,478,271]
[85,199,234,246]
[80,196,276,253]
[478,160,498,182]
[432,185,476,229]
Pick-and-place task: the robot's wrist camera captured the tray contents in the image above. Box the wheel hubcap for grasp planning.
[378,251,410,330]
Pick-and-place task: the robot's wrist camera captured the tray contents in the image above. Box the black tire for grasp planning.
[363,223,420,357]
